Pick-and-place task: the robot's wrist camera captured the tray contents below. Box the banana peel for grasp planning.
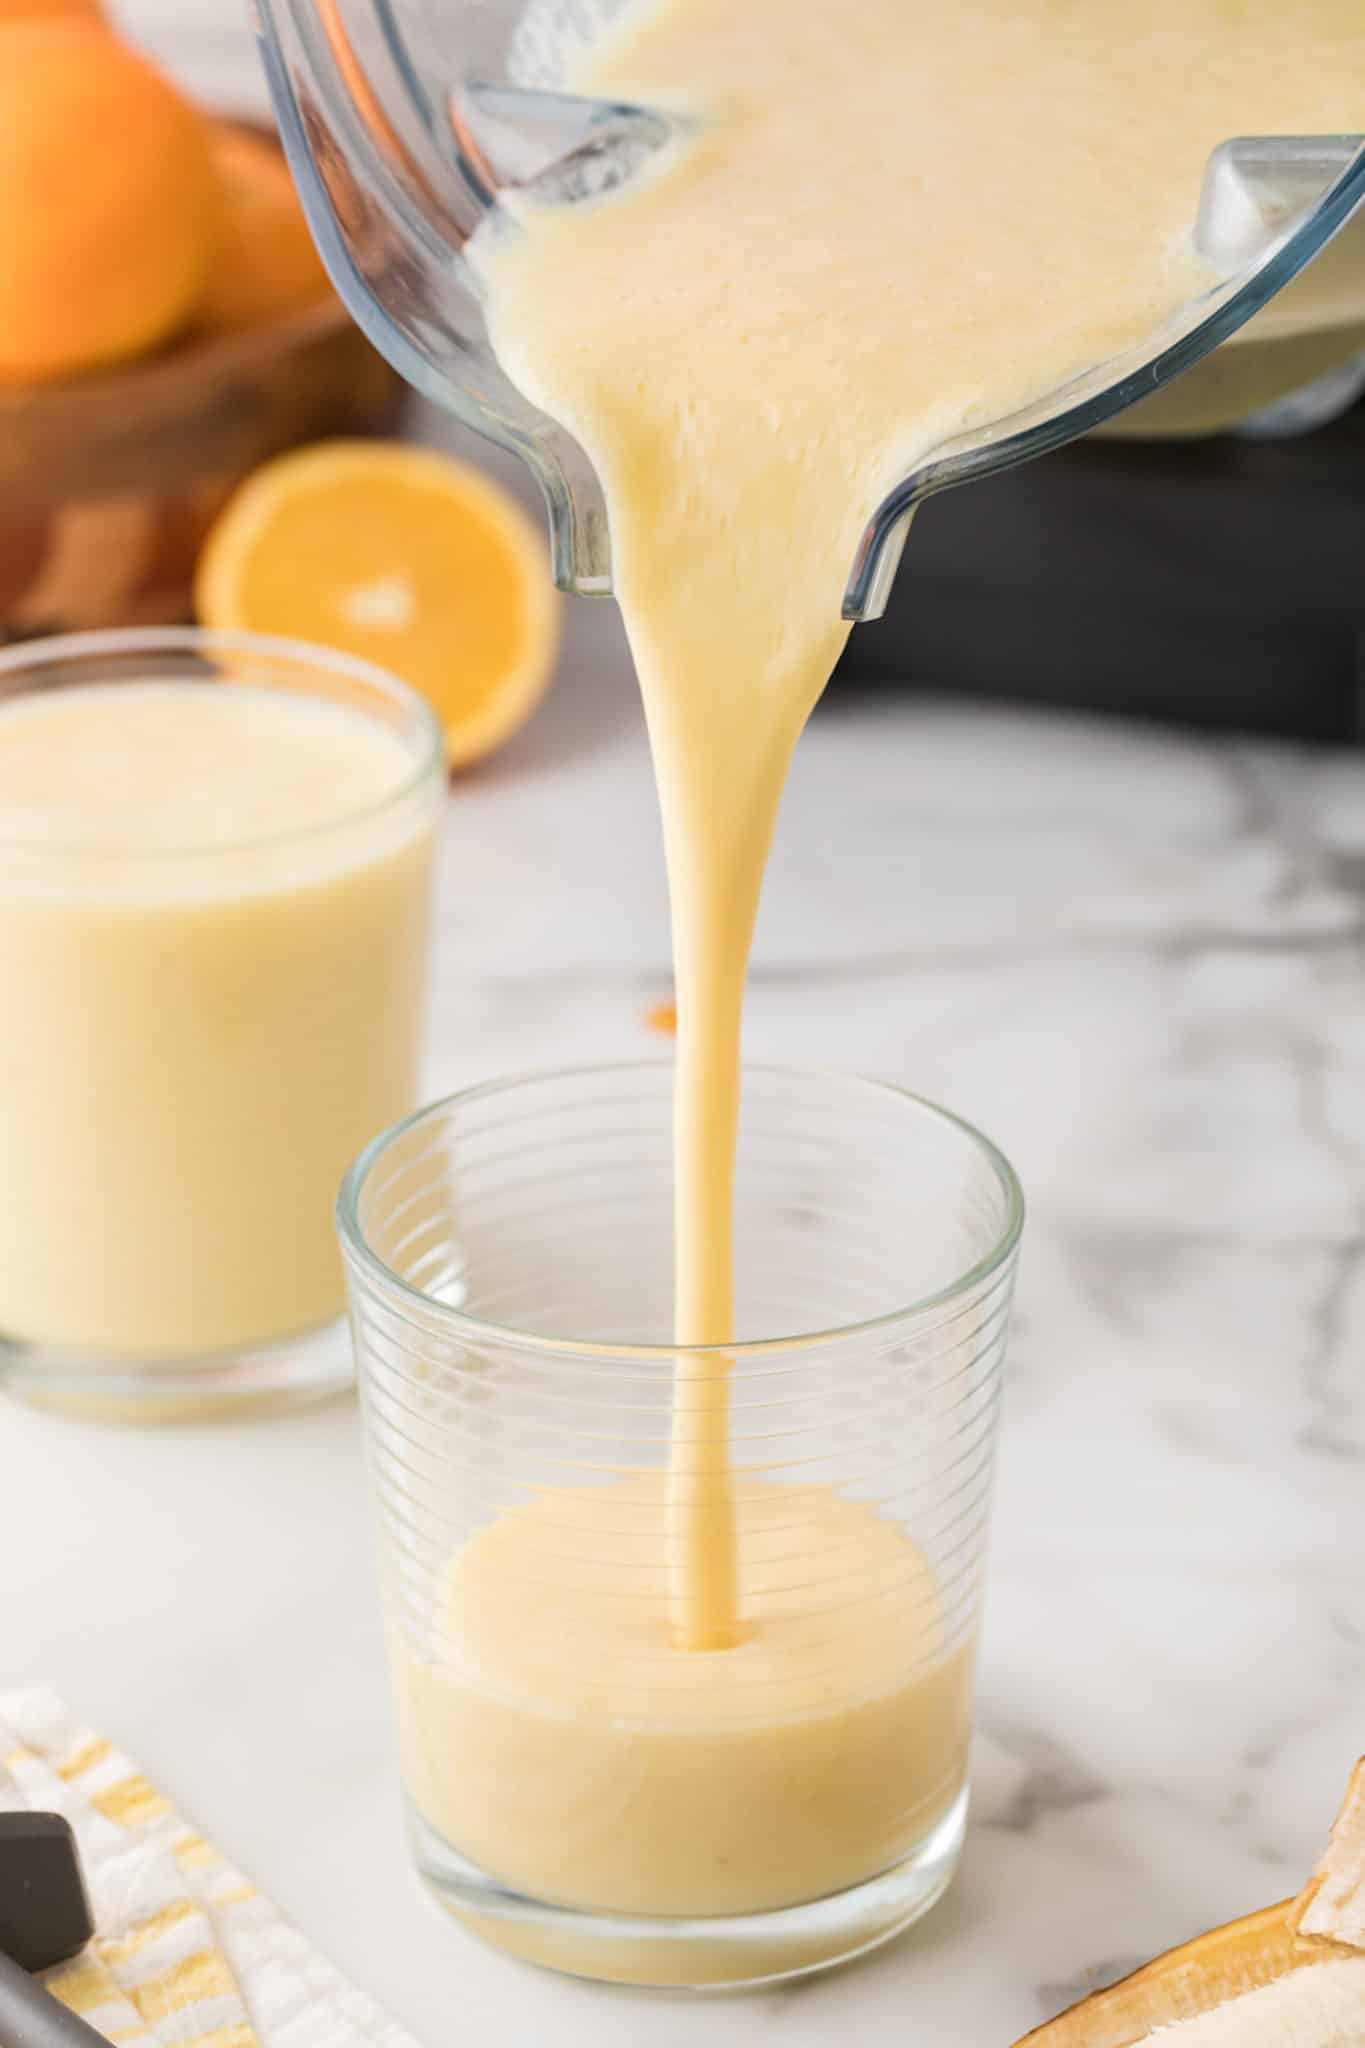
[1014,1761,1365,2047]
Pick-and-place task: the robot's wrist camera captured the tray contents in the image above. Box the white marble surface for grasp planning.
[6,530,1365,2045]
[9,4,1364,2041]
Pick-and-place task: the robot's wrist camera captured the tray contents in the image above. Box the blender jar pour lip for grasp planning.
[844,132,1365,620]
[255,0,1365,617]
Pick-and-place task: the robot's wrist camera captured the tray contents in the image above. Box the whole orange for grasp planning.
[0,0,101,16]
[0,19,217,382]
[197,125,331,333]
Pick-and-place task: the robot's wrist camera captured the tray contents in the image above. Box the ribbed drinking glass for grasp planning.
[0,627,441,1418]
[339,1062,1023,1988]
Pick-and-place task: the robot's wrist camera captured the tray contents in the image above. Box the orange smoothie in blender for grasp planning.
[385,0,1365,1972]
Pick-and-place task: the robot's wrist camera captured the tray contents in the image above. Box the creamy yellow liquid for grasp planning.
[403,0,1365,1961]
[481,0,1365,1644]
[0,682,436,1359]
[399,1479,972,1960]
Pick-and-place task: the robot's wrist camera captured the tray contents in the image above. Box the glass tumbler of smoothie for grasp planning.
[0,628,442,1417]
[339,1062,1024,1989]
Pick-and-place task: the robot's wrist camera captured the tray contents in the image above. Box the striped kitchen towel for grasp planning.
[0,1690,418,2048]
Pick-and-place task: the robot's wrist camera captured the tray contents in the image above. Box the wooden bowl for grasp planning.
[0,191,398,637]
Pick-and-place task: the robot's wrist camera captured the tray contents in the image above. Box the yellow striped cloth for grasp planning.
[0,1691,418,2048]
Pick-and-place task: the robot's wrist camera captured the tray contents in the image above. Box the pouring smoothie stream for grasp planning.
[322,0,1365,1978]
[469,0,1365,1647]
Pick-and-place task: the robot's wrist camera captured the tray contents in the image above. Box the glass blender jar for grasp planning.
[255,0,1364,618]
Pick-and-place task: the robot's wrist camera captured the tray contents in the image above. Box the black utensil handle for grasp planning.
[0,1950,109,2048]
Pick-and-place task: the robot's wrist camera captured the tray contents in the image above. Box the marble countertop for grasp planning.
[13,8,1365,2040]
[6,475,1364,2043]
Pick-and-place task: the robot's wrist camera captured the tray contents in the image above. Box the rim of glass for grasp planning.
[0,627,444,862]
[336,1059,1026,1359]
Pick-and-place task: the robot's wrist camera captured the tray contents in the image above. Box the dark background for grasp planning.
[835,398,1365,743]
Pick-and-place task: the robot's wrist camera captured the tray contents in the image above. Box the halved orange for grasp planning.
[194,440,560,768]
